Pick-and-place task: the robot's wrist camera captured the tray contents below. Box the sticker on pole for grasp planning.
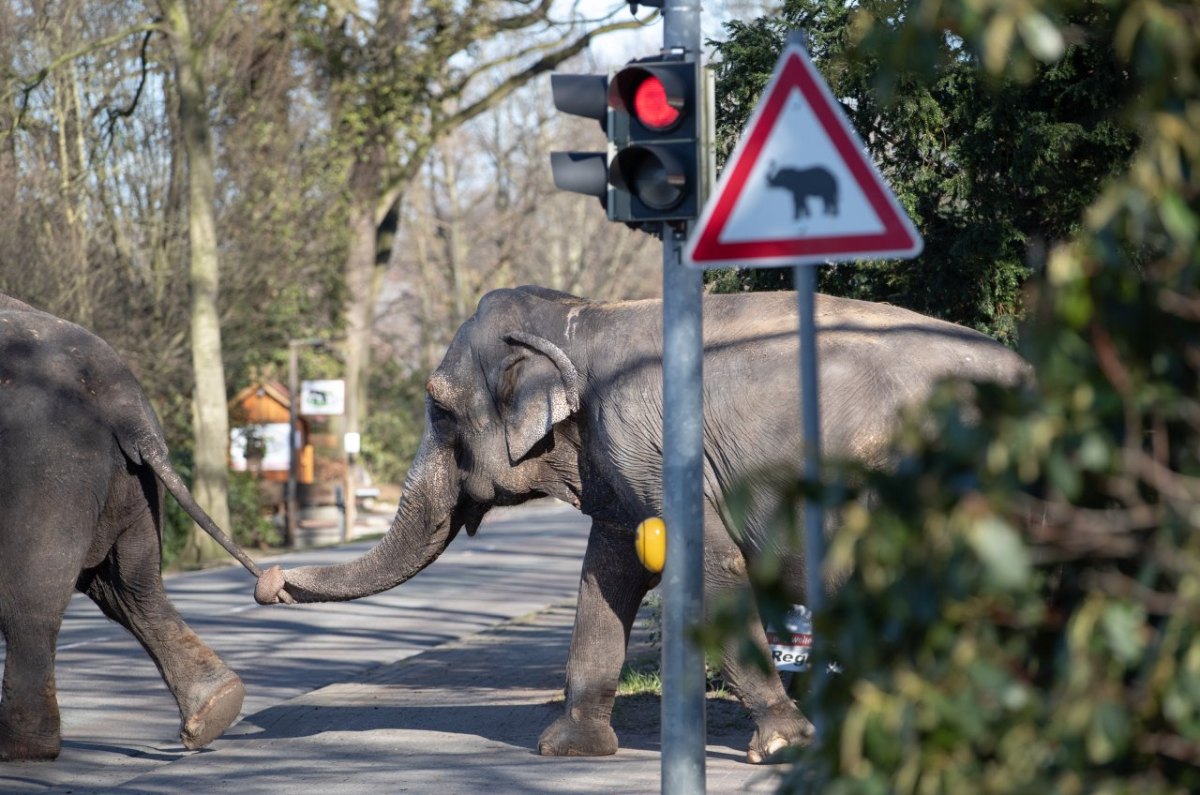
[686,40,922,268]
[766,604,813,673]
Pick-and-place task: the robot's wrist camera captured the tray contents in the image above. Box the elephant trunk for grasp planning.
[275,434,461,603]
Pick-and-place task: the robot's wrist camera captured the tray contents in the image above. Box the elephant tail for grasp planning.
[124,419,263,579]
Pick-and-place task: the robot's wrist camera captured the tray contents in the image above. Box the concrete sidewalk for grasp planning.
[108,602,782,795]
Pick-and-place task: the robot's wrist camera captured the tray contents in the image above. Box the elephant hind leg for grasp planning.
[0,526,82,760]
[703,510,814,763]
[80,506,243,749]
[0,620,66,760]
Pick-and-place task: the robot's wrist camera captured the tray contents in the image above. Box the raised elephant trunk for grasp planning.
[255,432,461,604]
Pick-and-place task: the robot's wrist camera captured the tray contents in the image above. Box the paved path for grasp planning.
[1,501,781,794]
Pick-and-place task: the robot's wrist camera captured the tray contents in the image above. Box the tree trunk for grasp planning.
[161,0,230,563]
[343,173,377,454]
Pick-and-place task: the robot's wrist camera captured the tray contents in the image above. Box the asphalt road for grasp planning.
[1,500,779,795]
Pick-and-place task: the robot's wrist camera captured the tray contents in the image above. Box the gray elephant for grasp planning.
[254,286,1029,762]
[0,294,252,760]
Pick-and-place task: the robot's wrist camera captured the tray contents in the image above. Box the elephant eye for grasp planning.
[429,400,458,437]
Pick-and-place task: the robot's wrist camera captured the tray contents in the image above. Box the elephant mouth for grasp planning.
[456,499,490,537]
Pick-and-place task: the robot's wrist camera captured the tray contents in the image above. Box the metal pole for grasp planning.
[661,226,706,795]
[795,264,824,735]
[286,341,300,548]
[661,5,705,792]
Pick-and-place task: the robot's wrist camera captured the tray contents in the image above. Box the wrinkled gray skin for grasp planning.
[255,286,1030,763]
[0,295,244,761]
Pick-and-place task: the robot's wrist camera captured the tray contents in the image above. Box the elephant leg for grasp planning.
[703,507,814,763]
[0,515,85,760]
[79,510,243,750]
[538,519,653,757]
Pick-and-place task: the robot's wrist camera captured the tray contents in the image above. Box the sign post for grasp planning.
[686,30,923,737]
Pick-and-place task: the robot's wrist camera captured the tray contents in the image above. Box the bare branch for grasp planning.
[0,21,162,138]
[439,19,644,143]
[494,0,554,31]
[104,27,157,146]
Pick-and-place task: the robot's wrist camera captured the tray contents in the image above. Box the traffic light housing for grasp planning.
[549,55,705,226]
[549,73,610,210]
[606,57,700,223]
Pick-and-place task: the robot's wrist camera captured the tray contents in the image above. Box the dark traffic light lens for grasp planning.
[633,77,680,130]
[610,148,686,210]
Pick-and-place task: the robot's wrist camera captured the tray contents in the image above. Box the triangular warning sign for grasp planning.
[687,41,922,268]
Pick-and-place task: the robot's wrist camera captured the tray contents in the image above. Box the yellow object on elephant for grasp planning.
[635,517,667,573]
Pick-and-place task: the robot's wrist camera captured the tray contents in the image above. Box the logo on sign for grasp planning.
[300,379,346,416]
[766,161,838,222]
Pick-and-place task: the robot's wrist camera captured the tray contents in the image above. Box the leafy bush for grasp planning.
[361,360,428,486]
[705,0,1200,791]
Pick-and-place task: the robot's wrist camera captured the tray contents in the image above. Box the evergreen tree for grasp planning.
[708,0,1135,344]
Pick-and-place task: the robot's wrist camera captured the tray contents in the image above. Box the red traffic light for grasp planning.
[609,64,688,134]
[633,77,680,130]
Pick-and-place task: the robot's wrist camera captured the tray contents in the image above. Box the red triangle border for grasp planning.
[688,46,921,267]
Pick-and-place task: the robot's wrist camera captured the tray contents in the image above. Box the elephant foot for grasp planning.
[180,674,245,750]
[537,715,618,757]
[0,719,60,761]
[746,703,815,764]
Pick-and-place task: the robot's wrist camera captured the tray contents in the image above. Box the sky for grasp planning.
[575,1,770,68]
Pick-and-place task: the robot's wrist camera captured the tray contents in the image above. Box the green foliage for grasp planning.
[705,0,1200,791]
[361,359,428,486]
[707,0,1137,345]
[226,469,281,550]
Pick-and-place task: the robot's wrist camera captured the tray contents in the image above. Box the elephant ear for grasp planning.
[498,331,581,464]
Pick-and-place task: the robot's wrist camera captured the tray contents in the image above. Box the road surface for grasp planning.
[1,501,779,794]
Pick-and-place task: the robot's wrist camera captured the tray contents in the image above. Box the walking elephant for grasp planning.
[254,286,1030,763]
[0,294,251,761]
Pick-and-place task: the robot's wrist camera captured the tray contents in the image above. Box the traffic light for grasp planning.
[607,56,700,223]
[549,55,704,226]
[549,73,610,210]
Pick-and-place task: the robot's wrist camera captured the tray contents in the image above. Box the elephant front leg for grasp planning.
[538,521,652,757]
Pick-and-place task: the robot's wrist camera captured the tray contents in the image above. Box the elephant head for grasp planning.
[255,287,588,604]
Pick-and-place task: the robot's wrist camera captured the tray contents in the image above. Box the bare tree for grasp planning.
[377,77,660,376]
[0,0,342,562]
[296,0,649,490]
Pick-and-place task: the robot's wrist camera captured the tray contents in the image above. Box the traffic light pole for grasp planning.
[660,3,705,794]
[661,224,706,795]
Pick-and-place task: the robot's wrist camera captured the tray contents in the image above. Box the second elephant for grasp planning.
[255,287,1030,763]
[0,294,249,760]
